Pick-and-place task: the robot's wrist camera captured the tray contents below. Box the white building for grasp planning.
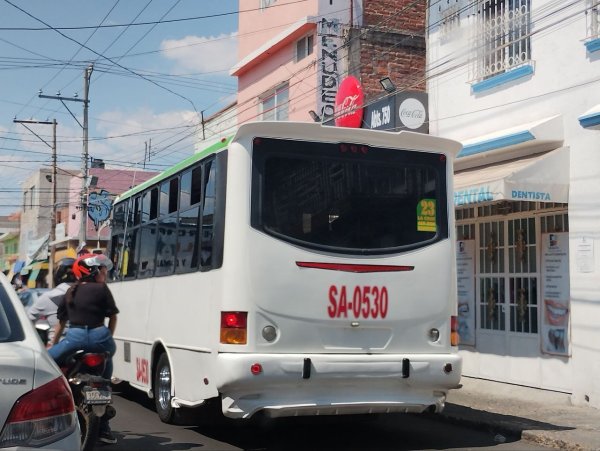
[427,0,600,408]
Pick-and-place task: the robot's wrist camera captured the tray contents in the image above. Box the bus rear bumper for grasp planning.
[216,353,462,419]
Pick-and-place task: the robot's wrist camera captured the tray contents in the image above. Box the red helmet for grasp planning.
[72,253,113,280]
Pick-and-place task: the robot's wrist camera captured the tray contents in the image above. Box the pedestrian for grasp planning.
[48,253,119,444]
[27,258,76,346]
[12,274,24,292]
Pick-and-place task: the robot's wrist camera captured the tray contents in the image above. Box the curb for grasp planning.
[433,404,588,451]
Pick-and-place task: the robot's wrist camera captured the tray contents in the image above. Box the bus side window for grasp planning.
[159,178,178,217]
[109,234,124,281]
[200,159,216,270]
[142,188,158,223]
[177,164,202,274]
[133,195,141,226]
[176,206,199,273]
[126,198,135,228]
[156,217,177,276]
[113,203,125,231]
[157,177,178,276]
[123,229,138,279]
[138,225,157,278]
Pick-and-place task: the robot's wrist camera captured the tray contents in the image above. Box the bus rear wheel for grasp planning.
[154,353,178,423]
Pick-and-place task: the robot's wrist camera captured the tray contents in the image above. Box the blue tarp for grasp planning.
[13,260,25,273]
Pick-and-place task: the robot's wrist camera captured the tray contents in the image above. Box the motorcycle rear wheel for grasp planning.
[77,404,101,451]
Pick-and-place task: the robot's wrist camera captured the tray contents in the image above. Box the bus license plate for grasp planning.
[84,388,112,404]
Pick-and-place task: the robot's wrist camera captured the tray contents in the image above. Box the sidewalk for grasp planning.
[437,376,600,451]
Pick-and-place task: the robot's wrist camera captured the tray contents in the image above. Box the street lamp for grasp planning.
[380,77,396,93]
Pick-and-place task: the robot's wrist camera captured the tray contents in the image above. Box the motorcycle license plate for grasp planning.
[84,388,112,404]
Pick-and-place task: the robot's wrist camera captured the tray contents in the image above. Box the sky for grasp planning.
[0,0,239,214]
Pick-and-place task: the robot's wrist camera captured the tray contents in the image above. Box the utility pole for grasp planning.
[13,118,57,287]
[81,64,92,247]
[51,119,57,283]
[40,64,93,250]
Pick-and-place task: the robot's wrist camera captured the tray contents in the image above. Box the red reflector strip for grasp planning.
[296,262,414,273]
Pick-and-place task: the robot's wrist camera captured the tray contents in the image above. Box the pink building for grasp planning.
[231,1,428,129]
[231,0,356,124]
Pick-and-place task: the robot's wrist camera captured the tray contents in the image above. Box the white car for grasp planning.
[0,274,80,449]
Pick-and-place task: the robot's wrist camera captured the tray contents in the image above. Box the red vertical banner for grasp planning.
[334,76,364,128]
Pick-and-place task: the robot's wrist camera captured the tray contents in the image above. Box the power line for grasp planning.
[0,0,309,31]
[4,0,200,113]
[0,0,589,192]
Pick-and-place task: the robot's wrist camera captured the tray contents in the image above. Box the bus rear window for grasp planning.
[251,137,448,254]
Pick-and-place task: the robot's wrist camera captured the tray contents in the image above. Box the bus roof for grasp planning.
[115,121,463,204]
[115,136,232,204]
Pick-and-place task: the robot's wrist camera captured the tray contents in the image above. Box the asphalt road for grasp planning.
[97,384,552,451]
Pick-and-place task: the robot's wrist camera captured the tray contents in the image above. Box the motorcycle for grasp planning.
[60,350,116,451]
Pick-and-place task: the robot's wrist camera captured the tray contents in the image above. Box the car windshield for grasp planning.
[0,285,25,343]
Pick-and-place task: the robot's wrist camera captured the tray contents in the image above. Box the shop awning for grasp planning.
[578,104,600,130]
[27,269,41,288]
[13,260,25,273]
[20,260,48,276]
[54,248,76,261]
[456,115,563,171]
[454,146,569,206]
[20,263,33,275]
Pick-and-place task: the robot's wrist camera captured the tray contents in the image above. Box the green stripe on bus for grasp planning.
[115,136,232,203]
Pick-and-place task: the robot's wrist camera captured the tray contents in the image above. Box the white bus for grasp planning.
[108,121,463,423]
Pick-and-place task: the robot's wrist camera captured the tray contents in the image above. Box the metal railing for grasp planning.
[587,0,600,40]
[471,0,531,82]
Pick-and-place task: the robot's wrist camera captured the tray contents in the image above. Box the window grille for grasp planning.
[472,0,531,81]
[587,0,600,40]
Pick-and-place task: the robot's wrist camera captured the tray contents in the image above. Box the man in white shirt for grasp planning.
[27,258,76,345]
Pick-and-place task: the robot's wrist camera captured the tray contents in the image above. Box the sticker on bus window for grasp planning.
[417,199,437,232]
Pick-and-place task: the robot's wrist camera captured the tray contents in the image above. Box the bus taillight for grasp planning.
[220,311,248,344]
[450,315,460,346]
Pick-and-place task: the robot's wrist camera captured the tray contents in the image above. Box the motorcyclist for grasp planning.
[27,257,76,346]
[48,253,119,444]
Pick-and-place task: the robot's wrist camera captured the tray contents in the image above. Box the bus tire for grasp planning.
[154,353,178,424]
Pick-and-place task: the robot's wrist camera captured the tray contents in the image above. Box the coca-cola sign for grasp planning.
[334,76,364,128]
[398,98,426,129]
[363,91,429,133]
